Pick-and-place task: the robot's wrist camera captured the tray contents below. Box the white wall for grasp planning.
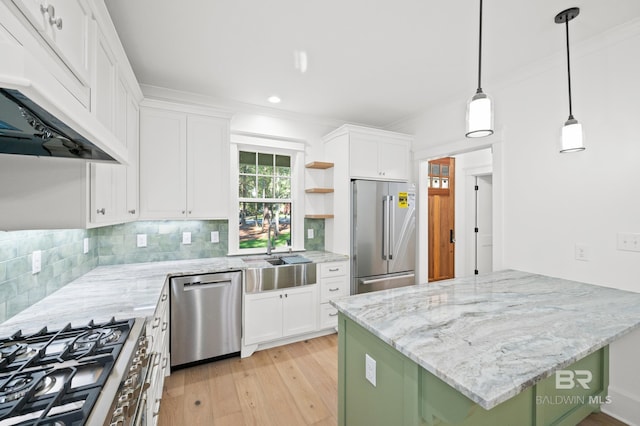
[389,19,640,424]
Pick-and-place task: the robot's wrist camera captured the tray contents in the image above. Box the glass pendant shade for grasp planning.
[466,90,494,138]
[560,116,584,153]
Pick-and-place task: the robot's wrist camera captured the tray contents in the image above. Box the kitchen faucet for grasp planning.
[266,220,273,255]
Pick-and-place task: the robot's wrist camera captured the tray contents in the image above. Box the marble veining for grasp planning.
[0,251,347,336]
[330,270,640,410]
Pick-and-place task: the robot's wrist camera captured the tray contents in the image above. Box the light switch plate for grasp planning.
[307,228,314,239]
[211,231,219,243]
[365,353,376,387]
[182,232,191,245]
[83,238,89,254]
[32,250,42,274]
[137,234,147,248]
[574,244,589,261]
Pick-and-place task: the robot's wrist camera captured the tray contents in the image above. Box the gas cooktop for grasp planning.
[0,318,142,426]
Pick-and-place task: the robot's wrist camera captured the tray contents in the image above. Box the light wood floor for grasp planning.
[158,334,627,426]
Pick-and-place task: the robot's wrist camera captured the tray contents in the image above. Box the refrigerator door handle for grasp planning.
[382,195,390,260]
[389,195,395,260]
[361,273,415,285]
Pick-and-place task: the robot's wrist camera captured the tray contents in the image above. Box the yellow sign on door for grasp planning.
[398,192,408,208]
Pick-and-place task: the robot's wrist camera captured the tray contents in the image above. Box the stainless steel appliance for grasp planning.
[0,88,116,161]
[352,180,416,294]
[170,271,242,368]
[0,317,148,425]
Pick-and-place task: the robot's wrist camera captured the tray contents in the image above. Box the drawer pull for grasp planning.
[328,268,339,272]
[329,287,340,292]
[329,312,338,317]
[162,357,168,369]
[161,293,168,302]
[161,321,168,331]
[152,317,160,328]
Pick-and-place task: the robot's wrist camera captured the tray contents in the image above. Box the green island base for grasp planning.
[337,313,609,426]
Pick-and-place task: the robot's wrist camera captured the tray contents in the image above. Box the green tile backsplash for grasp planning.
[0,219,325,324]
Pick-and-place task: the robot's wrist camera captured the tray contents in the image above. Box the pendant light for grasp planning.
[555,7,585,153]
[466,0,493,138]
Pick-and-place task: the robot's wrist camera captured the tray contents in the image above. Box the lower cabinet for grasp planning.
[319,262,349,329]
[146,282,169,426]
[244,285,318,345]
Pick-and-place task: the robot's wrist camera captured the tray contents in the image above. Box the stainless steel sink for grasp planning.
[245,261,316,293]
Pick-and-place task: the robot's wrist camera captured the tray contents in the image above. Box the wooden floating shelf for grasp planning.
[305,214,335,219]
[305,188,334,193]
[305,161,334,169]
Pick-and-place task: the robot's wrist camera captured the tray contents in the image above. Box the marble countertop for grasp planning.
[330,269,640,410]
[0,250,348,336]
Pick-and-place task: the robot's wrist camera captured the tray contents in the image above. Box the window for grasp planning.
[238,151,292,249]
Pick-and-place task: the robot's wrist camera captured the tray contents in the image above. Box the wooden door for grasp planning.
[428,158,455,281]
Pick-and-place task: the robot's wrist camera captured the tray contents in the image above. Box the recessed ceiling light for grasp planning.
[268,96,281,104]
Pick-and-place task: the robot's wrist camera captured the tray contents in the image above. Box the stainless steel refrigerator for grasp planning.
[351,180,416,294]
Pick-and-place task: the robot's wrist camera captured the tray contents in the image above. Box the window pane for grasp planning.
[275,155,291,176]
[275,177,291,198]
[258,153,274,175]
[257,176,274,198]
[239,151,256,174]
[239,175,256,198]
[239,202,292,249]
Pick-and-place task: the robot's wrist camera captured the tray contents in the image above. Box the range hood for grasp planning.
[0,88,116,161]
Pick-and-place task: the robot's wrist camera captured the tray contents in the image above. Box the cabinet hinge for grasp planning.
[474,227,479,233]
[474,185,479,191]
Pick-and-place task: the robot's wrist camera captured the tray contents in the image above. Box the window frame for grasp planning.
[229,133,305,255]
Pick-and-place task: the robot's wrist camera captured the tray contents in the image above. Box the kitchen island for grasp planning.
[330,270,640,426]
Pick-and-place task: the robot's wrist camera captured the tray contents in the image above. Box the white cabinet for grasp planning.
[90,80,139,225]
[8,0,92,106]
[318,262,349,329]
[349,132,411,181]
[139,103,230,220]
[146,282,170,425]
[244,285,318,346]
[93,28,116,135]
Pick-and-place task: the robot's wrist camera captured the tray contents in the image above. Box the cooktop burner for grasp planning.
[0,318,135,426]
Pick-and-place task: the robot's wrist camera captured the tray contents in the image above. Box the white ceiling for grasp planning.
[105,0,640,127]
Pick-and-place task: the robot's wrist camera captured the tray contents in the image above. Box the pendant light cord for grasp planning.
[477,0,483,92]
[565,19,573,118]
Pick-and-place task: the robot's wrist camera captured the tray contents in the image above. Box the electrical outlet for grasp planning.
[182,232,191,245]
[32,250,42,274]
[83,238,89,254]
[211,231,219,243]
[307,228,314,239]
[617,233,640,252]
[137,234,147,248]
[575,244,589,261]
[365,353,376,387]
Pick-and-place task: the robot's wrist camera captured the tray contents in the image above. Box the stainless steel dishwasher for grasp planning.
[170,271,242,368]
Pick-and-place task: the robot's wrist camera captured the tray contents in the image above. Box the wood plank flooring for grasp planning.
[158,333,627,426]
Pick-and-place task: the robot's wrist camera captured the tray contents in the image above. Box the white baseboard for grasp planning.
[604,386,640,426]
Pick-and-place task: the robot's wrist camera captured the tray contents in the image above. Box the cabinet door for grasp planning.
[244,292,283,345]
[186,115,229,219]
[125,98,139,219]
[349,135,379,179]
[282,286,317,337]
[378,141,409,181]
[11,0,91,83]
[94,29,115,131]
[139,108,187,219]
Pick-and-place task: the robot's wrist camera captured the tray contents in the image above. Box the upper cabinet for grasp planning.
[139,101,231,221]
[325,125,412,182]
[8,0,92,107]
[0,0,142,230]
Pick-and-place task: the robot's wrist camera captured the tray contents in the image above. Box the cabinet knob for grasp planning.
[40,4,63,29]
[128,209,136,214]
[188,210,192,214]
[96,208,106,215]
[181,210,186,214]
